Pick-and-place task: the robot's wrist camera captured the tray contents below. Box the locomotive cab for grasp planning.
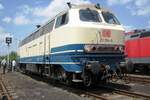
[53,5,126,86]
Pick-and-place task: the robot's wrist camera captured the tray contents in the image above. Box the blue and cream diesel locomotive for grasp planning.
[19,3,125,86]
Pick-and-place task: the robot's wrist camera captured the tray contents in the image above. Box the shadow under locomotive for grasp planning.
[22,71,131,96]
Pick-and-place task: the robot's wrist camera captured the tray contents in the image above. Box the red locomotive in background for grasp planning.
[125,29,150,73]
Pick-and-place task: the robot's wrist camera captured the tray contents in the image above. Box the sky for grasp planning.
[0,0,150,56]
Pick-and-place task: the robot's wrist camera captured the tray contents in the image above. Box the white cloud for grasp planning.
[18,5,33,15]
[107,0,132,6]
[106,0,150,16]
[148,21,150,25]
[125,0,150,16]
[35,0,44,5]
[135,0,149,7]
[0,26,5,33]
[0,26,12,56]
[123,25,135,32]
[0,3,4,10]
[135,7,150,16]
[13,15,31,25]
[35,0,91,17]
[129,6,150,16]
[146,21,150,29]
[14,0,91,25]
[0,26,11,42]
[131,0,150,16]
[2,17,12,23]
[146,26,150,29]
[21,0,91,18]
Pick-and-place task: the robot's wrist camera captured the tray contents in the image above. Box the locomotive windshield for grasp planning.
[79,8,101,22]
[102,12,120,25]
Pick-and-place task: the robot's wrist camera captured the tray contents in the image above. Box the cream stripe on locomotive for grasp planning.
[20,26,124,58]
[50,26,124,49]
[19,34,50,58]
[19,27,124,57]
[19,6,125,58]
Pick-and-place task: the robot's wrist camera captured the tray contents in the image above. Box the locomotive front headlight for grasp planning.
[105,65,110,70]
[84,45,91,52]
[84,45,96,52]
[114,45,119,51]
[119,46,124,52]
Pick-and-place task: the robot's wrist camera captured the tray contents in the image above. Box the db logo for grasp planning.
[101,29,111,38]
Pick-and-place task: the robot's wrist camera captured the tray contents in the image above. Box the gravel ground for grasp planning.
[126,82,150,95]
[1,71,85,100]
[1,70,150,100]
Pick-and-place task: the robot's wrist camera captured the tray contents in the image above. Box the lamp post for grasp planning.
[5,37,12,70]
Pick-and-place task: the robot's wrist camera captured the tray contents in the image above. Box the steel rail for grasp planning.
[99,84,150,99]
[0,74,12,100]
[126,74,150,84]
[21,72,150,100]
[84,91,109,100]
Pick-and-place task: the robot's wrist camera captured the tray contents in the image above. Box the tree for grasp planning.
[9,51,18,61]
[0,51,18,61]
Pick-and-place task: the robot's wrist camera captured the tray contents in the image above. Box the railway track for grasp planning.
[85,92,108,100]
[0,74,12,100]
[68,87,109,100]
[98,83,150,100]
[47,80,150,99]
[23,72,150,100]
[70,84,150,100]
[85,74,150,99]
[125,74,150,84]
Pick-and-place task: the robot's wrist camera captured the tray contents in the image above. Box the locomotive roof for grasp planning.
[125,29,150,40]
[28,4,112,33]
[71,4,111,12]
[20,4,113,46]
[126,29,150,35]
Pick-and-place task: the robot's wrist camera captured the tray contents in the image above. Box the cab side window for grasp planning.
[55,13,68,28]
[140,31,150,38]
[130,34,139,38]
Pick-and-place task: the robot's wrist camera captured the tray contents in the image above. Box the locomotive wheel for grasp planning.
[83,72,92,87]
[66,78,73,86]
[57,67,66,81]
[111,72,119,82]
[65,73,73,86]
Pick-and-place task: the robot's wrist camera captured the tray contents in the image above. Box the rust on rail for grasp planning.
[0,74,12,100]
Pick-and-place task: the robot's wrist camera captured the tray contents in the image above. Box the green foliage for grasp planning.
[0,51,18,61]
[9,51,18,61]
[0,56,5,61]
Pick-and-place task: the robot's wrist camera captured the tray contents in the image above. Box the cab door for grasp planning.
[43,20,55,76]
